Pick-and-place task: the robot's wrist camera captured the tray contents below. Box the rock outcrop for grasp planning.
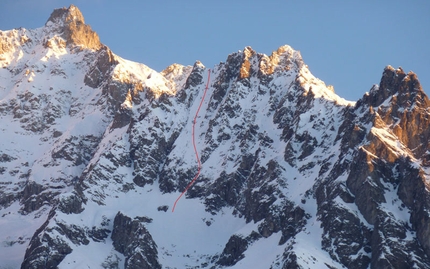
[111,212,161,269]
[45,5,101,50]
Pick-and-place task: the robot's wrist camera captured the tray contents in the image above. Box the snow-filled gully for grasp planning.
[172,68,211,212]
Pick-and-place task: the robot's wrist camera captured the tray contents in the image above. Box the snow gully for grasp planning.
[172,68,211,212]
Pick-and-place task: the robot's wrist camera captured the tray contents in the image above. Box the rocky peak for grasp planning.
[356,66,430,160]
[395,70,428,108]
[44,5,101,50]
[363,65,427,108]
[222,45,304,83]
[259,45,304,75]
[45,4,85,26]
[161,63,192,82]
[161,63,193,94]
[183,60,206,89]
[238,46,256,79]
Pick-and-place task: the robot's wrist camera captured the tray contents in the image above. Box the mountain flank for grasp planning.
[0,5,429,269]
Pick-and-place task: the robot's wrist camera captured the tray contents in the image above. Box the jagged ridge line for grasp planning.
[172,68,211,212]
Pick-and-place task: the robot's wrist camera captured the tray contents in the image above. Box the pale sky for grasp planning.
[1,0,429,101]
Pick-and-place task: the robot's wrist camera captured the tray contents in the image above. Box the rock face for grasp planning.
[0,5,430,269]
[111,212,161,269]
[45,4,101,50]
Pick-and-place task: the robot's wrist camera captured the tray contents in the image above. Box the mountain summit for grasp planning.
[45,4,101,50]
[0,5,429,269]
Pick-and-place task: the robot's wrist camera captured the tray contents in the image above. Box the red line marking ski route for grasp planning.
[172,68,211,212]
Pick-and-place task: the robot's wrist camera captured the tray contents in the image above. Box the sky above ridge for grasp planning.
[0,0,429,101]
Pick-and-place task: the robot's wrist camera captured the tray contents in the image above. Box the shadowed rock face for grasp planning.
[338,67,430,267]
[111,212,161,269]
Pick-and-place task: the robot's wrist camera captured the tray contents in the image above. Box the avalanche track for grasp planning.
[172,68,211,212]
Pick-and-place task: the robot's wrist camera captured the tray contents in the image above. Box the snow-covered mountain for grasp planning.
[1,5,429,269]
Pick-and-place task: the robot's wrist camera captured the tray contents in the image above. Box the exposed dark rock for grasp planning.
[110,106,132,130]
[157,205,169,212]
[216,235,248,266]
[56,222,89,245]
[0,191,17,209]
[111,212,161,269]
[281,244,301,269]
[57,191,86,214]
[0,153,16,162]
[346,149,385,225]
[19,181,59,214]
[53,130,63,138]
[278,205,308,245]
[184,61,205,90]
[88,226,110,243]
[51,135,101,166]
[396,158,430,259]
[84,46,118,88]
[363,66,404,107]
[21,210,72,269]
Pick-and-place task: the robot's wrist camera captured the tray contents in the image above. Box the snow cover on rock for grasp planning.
[1,5,430,269]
